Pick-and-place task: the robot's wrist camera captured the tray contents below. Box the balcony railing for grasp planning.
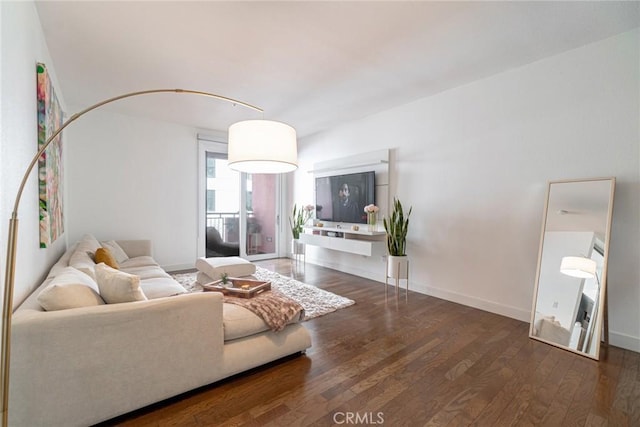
[205,211,256,243]
[206,211,239,243]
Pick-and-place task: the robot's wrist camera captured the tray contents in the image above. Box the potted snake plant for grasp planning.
[289,203,314,255]
[383,198,412,279]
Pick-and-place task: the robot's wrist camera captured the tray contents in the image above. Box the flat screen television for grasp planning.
[315,171,375,224]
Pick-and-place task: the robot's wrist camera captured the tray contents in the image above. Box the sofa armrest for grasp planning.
[10,292,224,427]
[116,239,152,257]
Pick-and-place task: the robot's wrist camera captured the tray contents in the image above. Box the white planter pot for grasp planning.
[292,239,305,255]
[387,255,409,279]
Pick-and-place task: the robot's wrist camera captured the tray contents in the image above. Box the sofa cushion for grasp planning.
[37,266,105,311]
[139,277,187,299]
[47,242,78,279]
[69,234,102,280]
[119,265,171,280]
[222,303,269,341]
[95,247,119,269]
[119,256,159,269]
[195,257,256,280]
[95,263,147,304]
[69,250,97,280]
[101,240,129,264]
[75,233,102,253]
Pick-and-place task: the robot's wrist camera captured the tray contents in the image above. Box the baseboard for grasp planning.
[609,330,640,352]
[304,256,531,323]
[416,283,532,323]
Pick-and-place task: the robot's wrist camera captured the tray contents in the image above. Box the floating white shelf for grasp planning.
[299,226,386,257]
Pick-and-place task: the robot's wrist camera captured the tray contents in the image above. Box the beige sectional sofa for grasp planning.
[10,234,311,427]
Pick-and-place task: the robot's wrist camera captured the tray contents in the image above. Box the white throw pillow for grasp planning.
[69,234,102,280]
[76,233,102,253]
[101,240,129,264]
[139,277,187,299]
[95,263,147,304]
[68,249,97,280]
[37,266,105,311]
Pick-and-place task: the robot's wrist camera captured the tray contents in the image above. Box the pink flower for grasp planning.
[364,204,379,213]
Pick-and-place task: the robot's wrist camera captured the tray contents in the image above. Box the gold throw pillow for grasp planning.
[95,247,119,269]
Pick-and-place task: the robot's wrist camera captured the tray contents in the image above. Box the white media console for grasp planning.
[299,225,386,257]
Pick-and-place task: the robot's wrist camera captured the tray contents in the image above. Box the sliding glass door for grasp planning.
[243,173,279,259]
[204,151,241,257]
[198,139,280,261]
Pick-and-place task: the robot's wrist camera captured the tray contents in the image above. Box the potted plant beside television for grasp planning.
[383,198,412,280]
[289,203,314,255]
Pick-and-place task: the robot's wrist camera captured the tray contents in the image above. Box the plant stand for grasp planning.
[291,238,305,266]
[385,255,409,302]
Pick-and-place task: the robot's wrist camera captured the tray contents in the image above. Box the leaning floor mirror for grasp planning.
[529,177,615,360]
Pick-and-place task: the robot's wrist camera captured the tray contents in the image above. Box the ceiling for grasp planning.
[35,1,639,138]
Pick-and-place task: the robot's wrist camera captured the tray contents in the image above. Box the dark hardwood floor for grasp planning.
[103,259,639,426]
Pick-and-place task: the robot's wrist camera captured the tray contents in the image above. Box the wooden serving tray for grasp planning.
[201,278,271,298]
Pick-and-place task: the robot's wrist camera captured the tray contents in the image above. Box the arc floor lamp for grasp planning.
[1,88,297,425]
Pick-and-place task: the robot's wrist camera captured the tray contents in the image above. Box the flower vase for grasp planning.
[367,212,377,231]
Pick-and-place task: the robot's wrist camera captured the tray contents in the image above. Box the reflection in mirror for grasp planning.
[530,178,615,360]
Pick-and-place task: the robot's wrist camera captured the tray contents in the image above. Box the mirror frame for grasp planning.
[529,177,615,360]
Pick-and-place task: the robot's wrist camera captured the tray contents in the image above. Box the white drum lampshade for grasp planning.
[560,256,597,279]
[228,119,298,173]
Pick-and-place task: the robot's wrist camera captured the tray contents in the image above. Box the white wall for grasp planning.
[294,30,640,351]
[64,109,200,271]
[0,2,67,307]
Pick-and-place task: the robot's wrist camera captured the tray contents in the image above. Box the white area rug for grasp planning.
[172,266,355,320]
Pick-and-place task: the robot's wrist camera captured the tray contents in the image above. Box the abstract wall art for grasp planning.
[37,62,65,247]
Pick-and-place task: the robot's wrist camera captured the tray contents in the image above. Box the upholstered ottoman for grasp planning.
[195,256,256,285]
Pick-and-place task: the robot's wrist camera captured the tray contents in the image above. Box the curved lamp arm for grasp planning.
[1,88,262,426]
